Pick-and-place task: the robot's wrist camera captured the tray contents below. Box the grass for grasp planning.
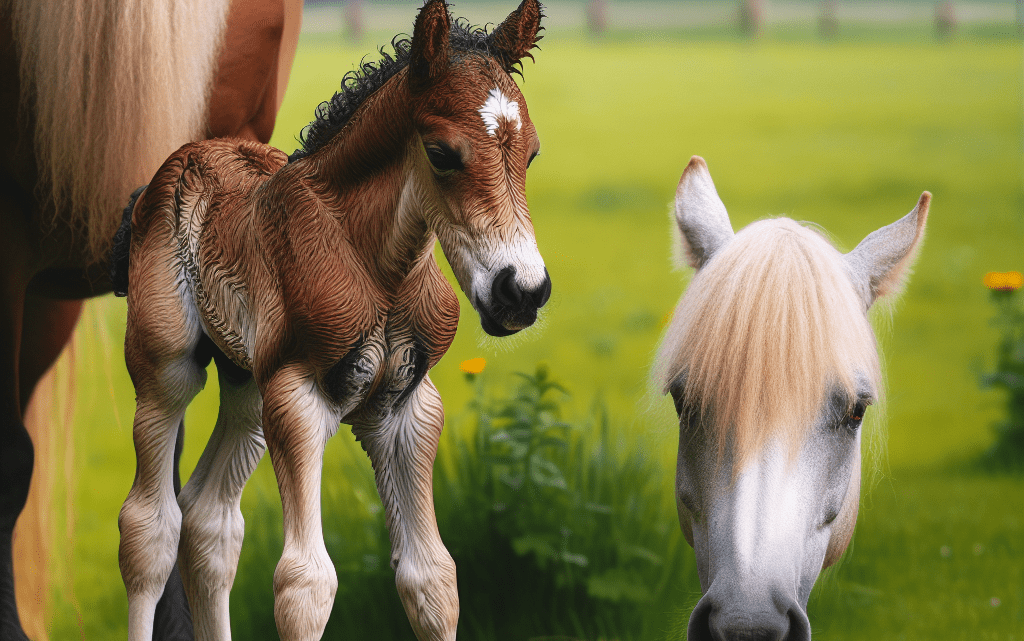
[39,29,1024,640]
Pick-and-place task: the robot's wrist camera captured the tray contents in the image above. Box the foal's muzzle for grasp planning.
[477,266,551,337]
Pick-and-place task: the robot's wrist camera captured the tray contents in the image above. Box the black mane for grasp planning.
[288,19,513,163]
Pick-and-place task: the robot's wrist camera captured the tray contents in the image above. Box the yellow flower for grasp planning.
[459,357,486,374]
[984,271,1023,291]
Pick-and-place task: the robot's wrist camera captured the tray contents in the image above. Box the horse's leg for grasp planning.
[118,262,207,641]
[178,367,264,641]
[0,271,30,641]
[358,376,458,641]
[17,295,82,408]
[262,366,339,641]
[8,294,81,639]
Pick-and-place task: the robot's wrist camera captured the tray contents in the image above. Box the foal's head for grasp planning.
[408,0,550,336]
[657,157,929,640]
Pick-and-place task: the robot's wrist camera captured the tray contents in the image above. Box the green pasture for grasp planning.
[43,32,1023,640]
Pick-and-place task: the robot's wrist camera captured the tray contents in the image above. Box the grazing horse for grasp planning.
[0,0,302,639]
[656,157,928,640]
[113,1,548,640]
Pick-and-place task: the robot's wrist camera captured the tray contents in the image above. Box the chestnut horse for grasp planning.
[0,1,301,639]
[113,1,548,640]
[656,157,928,640]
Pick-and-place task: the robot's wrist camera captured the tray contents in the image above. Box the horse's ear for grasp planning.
[409,0,452,92]
[843,192,930,308]
[487,0,544,74]
[673,156,734,270]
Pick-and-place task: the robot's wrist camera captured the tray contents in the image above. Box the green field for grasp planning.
[41,31,1023,640]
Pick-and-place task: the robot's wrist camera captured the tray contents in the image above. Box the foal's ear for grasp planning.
[673,156,735,270]
[488,0,544,74]
[843,192,930,308]
[410,0,452,92]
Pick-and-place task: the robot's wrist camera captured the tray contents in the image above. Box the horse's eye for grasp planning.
[845,400,868,429]
[527,150,539,168]
[425,143,463,174]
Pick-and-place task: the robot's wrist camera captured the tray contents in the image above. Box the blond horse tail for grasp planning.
[8,0,232,264]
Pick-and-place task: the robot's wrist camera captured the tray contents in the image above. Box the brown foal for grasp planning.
[114,1,549,640]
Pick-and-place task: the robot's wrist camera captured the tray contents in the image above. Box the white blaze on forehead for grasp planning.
[478,88,521,137]
[732,444,805,575]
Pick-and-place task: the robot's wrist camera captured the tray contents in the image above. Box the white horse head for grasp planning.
[656,156,928,640]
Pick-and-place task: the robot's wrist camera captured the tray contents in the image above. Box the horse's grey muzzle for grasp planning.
[687,584,811,641]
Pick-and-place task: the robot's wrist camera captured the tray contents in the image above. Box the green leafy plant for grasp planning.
[980,279,1024,469]
[435,364,695,640]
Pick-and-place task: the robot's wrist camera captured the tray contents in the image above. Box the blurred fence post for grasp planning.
[344,0,364,43]
[935,1,956,41]
[739,0,765,38]
[818,0,838,40]
[586,0,609,36]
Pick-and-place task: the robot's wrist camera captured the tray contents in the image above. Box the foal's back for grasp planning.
[130,139,288,372]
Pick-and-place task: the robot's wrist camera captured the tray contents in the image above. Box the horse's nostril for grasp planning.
[785,605,812,641]
[686,597,715,641]
[491,266,523,308]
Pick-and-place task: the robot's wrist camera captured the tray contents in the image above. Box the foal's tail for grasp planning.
[111,185,147,297]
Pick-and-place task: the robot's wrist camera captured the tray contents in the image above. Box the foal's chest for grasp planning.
[323,324,431,423]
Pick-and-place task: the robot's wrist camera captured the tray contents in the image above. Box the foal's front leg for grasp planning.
[357,376,458,641]
[262,366,340,641]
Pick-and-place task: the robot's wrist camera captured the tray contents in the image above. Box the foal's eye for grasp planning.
[424,143,463,175]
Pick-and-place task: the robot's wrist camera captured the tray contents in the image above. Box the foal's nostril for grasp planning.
[491,266,523,308]
[532,269,552,308]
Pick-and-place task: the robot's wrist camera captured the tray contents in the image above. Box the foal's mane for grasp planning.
[289,18,531,163]
[657,218,882,467]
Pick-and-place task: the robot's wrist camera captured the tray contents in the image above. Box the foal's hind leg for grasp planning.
[357,377,458,641]
[152,419,195,641]
[178,365,264,641]
[119,268,207,641]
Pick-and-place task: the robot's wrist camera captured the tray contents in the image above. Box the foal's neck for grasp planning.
[304,73,431,289]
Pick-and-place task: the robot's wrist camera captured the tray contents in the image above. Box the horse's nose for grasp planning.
[688,588,810,641]
[491,267,551,310]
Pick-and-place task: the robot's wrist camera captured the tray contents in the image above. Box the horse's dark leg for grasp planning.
[0,234,31,641]
[152,419,194,641]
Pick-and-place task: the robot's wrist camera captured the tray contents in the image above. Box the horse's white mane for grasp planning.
[656,217,882,468]
[9,0,230,262]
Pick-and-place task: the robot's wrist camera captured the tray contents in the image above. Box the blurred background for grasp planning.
[31,0,1024,639]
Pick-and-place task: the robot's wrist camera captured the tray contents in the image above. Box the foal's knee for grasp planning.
[118,488,182,596]
[395,550,459,641]
[272,548,338,640]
